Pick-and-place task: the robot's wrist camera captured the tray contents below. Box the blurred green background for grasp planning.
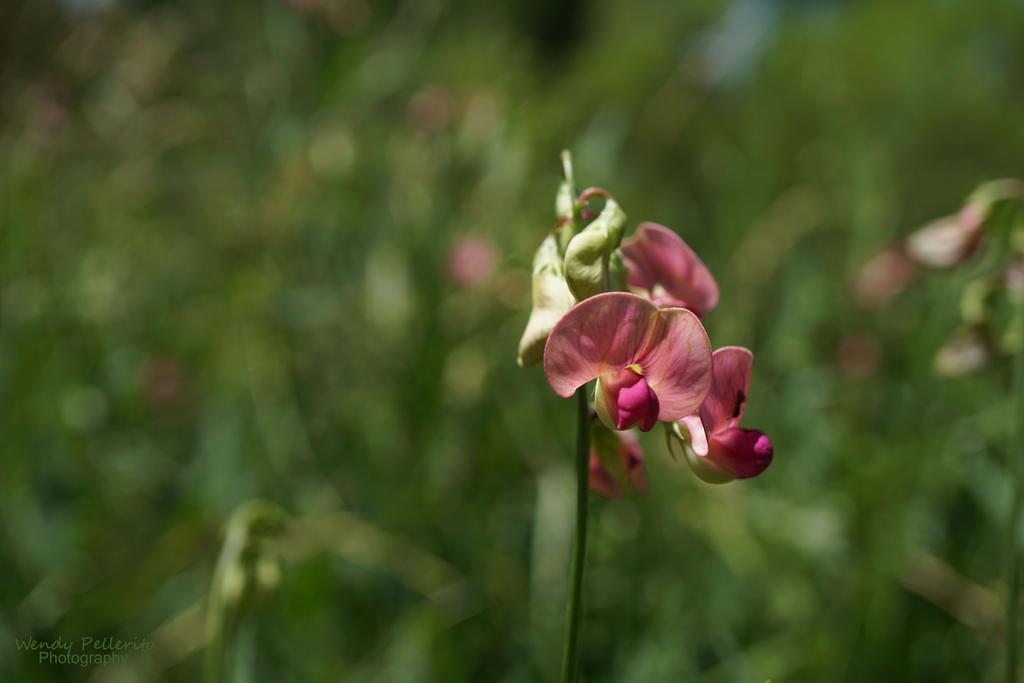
[2,0,1024,680]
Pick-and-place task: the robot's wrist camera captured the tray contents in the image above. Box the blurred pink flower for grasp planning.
[589,429,648,499]
[408,85,453,137]
[447,236,496,287]
[853,246,917,308]
[621,222,719,317]
[137,354,184,404]
[677,347,773,482]
[544,292,712,432]
[835,334,882,380]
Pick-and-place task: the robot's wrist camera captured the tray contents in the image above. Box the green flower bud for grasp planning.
[563,198,626,301]
[517,235,575,367]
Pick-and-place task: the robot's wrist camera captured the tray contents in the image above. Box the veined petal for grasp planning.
[706,427,773,479]
[635,307,712,422]
[699,346,753,434]
[544,293,658,398]
[621,222,719,316]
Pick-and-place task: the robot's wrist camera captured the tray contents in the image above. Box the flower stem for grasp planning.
[561,387,591,683]
[1007,281,1024,683]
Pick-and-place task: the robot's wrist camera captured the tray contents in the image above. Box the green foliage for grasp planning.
[2,0,1024,681]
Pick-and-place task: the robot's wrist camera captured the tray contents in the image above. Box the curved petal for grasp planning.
[707,427,773,479]
[621,222,719,316]
[635,307,712,422]
[700,346,753,434]
[544,293,658,398]
[679,415,708,456]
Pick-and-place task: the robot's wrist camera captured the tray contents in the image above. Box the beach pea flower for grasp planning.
[621,222,719,317]
[589,424,648,499]
[544,292,712,432]
[669,346,773,483]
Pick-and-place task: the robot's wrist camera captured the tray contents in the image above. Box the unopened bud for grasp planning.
[517,235,574,367]
[563,198,626,301]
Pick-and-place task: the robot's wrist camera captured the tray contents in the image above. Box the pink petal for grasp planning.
[544,293,658,398]
[635,307,712,422]
[596,368,660,432]
[679,414,708,456]
[621,222,719,317]
[699,346,753,434]
[706,427,773,479]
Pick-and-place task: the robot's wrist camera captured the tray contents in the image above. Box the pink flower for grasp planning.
[544,292,712,432]
[853,246,917,309]
[447,237,496,287]
[674,346,773,483]
[620,222,719,317]
[589,429,648,499]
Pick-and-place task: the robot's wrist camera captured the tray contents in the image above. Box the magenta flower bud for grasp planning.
[595,367,661,432]
[589,427,648,498]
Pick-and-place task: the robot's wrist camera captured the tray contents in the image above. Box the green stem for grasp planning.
[1008,281,1024,683]
[561,388,591,683]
